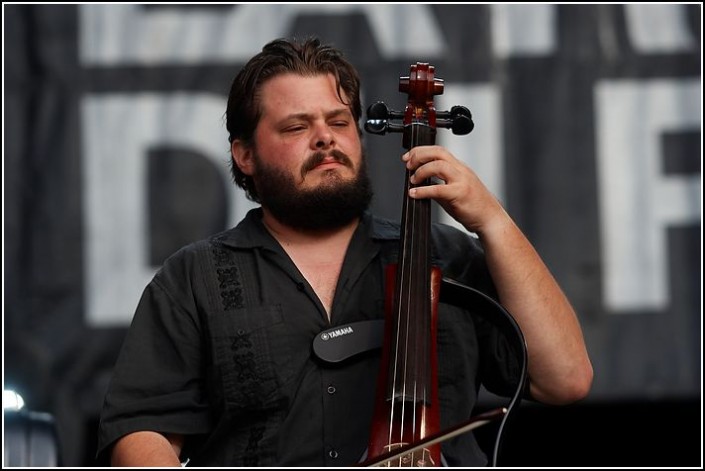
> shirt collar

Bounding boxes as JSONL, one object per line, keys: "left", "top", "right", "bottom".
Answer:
{"left": 212, "top": 207, "right": 400, "bottom": 250}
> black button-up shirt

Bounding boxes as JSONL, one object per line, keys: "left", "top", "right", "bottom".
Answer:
{"left": 97, "top": 208, "right": 521, "bottom": 466}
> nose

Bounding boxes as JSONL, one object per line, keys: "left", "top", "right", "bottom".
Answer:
{"left": 312, "top": 123, "right": 334, "bottom": 150}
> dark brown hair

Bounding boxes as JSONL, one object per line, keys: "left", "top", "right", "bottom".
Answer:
{"left": 226, "top": 37, "right": 362, "bottom": 202}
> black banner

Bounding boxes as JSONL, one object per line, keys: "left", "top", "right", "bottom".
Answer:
{"left": 4, "top": 4, "right": 701, "bottom": 466}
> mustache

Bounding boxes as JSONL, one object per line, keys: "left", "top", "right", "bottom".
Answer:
{"left": 300, "top": 149, "right": 354, "bottom": 178}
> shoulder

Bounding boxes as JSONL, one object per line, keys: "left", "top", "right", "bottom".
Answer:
{"left": 365, "top": 213, "right": 488, "bottom": 281}
{"left": 431, "top": 222, "right": 484, "bottom": 255}
{"left": 430, "top": 222, "right": 489, "bottom": 283}
{"left": 364, "top": 212, "right": 485, "bottom": 259}
{"left": 158, "top": 208, "right": 264, "bottom": 273}
{"left": 159, "top": 231, "right": 229, "bottom": 269}
{"left": 153, "top": 222, "right": 256, "bottom": 293}
{"left": 367, "top": 212, "right": 480, "bottom": 250}
{"left": 367, "top": 213, "right": 401, "bottom": 240}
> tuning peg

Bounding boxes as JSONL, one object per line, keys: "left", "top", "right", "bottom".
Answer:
{"left": 436, "top": 106, "right": 474, "bottom": 135}
{"left": 365, "top": 119, "right": 388, "bottom": 135}
{"left": 450, "top": 106, "right": 473, "bottom": 135}
{"left": 365, "top": 102, "right": 405, "bottom": 134}
{"left": 365, "top": 102, "right": 390, "bottom": 134}
{"left": 367, "top": 102, "right": 389, "bottom": 120}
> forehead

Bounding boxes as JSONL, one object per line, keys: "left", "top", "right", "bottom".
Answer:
{"left": 258, "top": 73, "right": 350, "bottom": 116}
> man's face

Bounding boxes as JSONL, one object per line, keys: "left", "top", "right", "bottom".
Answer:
{"left": 252, "top": 73, "right": 363, "bottom": 191}
{"left": 244, "top": 73, "right": 371, "bottom": 230}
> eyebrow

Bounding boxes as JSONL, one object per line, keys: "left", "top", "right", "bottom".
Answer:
{"left": 282, "top": 108, "right": 352, "bottom": 122}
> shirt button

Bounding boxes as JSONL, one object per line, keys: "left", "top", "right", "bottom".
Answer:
{"left": 327, "top": 385, "right": 336, "bottom": 394}
{"left": 329, "top": 449, "right": 339, "bottom": 459}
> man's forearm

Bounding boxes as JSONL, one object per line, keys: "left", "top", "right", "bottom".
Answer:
{"left": 111, "top": 431, "right": 183, "bottom": 467}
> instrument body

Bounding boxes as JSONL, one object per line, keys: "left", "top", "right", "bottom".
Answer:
{"left": 367, "top": 263, "right": 441, "bottom": 466}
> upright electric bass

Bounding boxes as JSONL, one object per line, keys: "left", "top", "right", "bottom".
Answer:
{"left": 362, "top": 63, "right": 526, "bottom": 467}
{"left": 312, "top": 62, "right": 528, "bottom": 467}
{"left": 365, "top": 63, "right": 471, "bottom": 467}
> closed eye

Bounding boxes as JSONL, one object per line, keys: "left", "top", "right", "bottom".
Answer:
{"left": 283, "top": 125, "right": 306, "bottom": 133}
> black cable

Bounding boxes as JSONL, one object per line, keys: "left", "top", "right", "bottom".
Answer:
{"left": 440, "top": 277, "right": 529, "bottom": 467}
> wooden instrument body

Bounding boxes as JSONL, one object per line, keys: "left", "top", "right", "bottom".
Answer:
{"left": 366, "top": 63, "right": 445, "bottom": 467}
{"left": 367, "top": 264, "right": 442, "bottom": 466}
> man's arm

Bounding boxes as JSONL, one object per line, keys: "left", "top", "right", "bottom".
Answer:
{"left": 474, "top": 210, "right": 593, "bottom": 404}
{"left": 404, "top": 145, "right": 593, "bottom": 405}
{"left": 111, "top": 431, "right": 184, "bottom": 467}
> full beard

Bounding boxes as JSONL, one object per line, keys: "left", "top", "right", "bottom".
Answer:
{"left": 253, "top": 149, "right": 373, "bottom": 232}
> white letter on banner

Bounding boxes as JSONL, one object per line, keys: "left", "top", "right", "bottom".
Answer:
{"left": 595, "top": 79, "right": 700, "bottom": 312}
{"left": 81, "top": 93, "right": 256, "bottom": 327}
{"left": 625, "top": 4, "right": 695, "bottom": 53}
{"left": 79, "top": 4, "right": 445, "bottom": 64}
{"left": 436, "top": 84, "right": 505, "bottom": 235}
{"left": 491, "top": 4, "right": 556, "bottom": 58}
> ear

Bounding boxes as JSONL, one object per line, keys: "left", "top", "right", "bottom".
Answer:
{"left": 231, "top": 140, "right": 255, "bottom": 176}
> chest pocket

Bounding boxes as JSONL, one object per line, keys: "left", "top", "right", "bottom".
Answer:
{"left": 210, "top": 305, "right": 293, "bottom": 412}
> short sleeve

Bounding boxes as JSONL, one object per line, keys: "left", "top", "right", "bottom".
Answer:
{"left": 96, "top": 256, "right": 212, "bottom": 461}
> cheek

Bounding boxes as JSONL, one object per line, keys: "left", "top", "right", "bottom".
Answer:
{"left": 254, "top": 126, "right": 304, "bottom": 160}
{"left": 345, "top": 138, "right": 363, "bottom": 162}
{"left": 258, "top": 140, "right": 306, "bottom": 170}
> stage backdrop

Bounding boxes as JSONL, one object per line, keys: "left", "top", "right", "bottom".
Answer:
{"left": 4, "top": 4, "right": 701, "bottom": 466}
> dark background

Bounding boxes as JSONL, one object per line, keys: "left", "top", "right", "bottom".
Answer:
{"left": 4, "top": 4, "right": 702, "bottom": 467}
